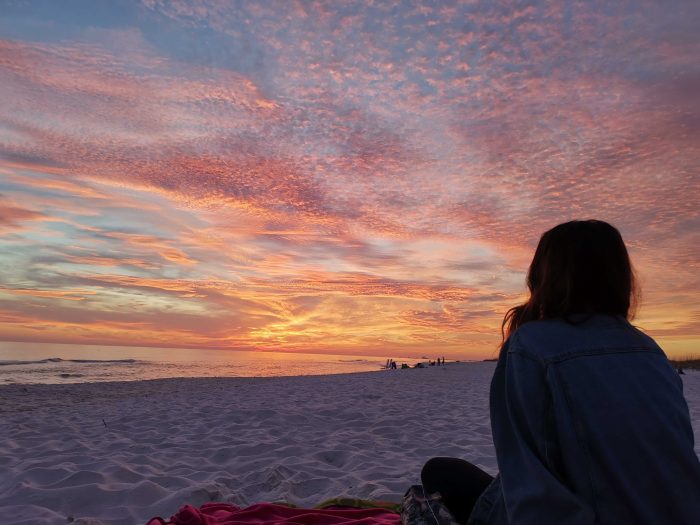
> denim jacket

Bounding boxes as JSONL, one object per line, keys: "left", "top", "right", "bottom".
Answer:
{"left": 468, "top": 315, "right": 700, "bottom": 524}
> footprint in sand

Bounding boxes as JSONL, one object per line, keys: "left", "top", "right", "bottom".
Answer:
{"left": 312, "top": 449, "right": 350, "bottom": 468}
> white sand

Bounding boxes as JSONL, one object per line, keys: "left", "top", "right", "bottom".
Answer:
{"left": 1, "top": 362, "right": 698, "bottom": 525}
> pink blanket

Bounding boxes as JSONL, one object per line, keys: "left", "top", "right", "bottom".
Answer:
{"left": 147, "top": 502, "right": 401, "bottom": 525}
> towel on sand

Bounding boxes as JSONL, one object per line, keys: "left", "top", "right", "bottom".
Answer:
{"left": 146, "top": 501, "right": 401, "bottom": 525}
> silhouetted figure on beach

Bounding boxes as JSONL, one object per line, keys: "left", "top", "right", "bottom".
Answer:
{"left": 420, "top": 220, "right": 700, "bottom": 524}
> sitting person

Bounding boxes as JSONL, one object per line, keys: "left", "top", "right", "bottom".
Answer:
{"left": 421, "top": 220, "right": 700, "bottom": 524}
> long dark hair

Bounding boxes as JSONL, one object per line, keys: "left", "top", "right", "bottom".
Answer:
{"left": 502, "top": 220, "right": 639, "bottom": 342}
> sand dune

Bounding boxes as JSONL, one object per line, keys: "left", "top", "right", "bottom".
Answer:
{"left": 1, "top": 362, "right": 698, "bottom": 525}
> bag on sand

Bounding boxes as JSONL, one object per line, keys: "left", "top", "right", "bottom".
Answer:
{"left": 400, "top": 485, "right": 459, "bottom": 525}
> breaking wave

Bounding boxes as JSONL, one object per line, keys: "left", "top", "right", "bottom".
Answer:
{"left": 0, "top": 358, "right": 141, "bottom": 367}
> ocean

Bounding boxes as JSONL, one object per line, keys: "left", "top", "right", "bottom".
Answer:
{"left": 0, "top": 342, "right": 415, "bottom": 384}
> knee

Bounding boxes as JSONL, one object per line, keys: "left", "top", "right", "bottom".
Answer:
{"left": 421, "top": 456, "right": 458, "bottom": 484}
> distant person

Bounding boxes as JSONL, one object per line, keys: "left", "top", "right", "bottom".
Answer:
{"left": 391, "top": 360, "right": 397, "bottom": 369}
{"left": 420, "top": 220, "right": 700, "bottom": 524}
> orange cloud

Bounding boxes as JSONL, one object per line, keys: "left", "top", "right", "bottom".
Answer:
{"left": 1, "top": 288, "right": 97, "bottom": 301}
{"left": 0, "top": 196, "right": 46, "bottom": 231}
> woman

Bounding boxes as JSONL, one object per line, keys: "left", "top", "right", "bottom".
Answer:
{"left": 421, "top": 220, "right": 700, "bottom": 524}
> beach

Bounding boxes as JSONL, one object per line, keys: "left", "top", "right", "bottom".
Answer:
{"left": 2, "top": 362, "right": 698, "bottom": 525}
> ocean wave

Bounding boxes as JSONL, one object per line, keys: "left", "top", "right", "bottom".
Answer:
{"left": 0, "top": 358, "right": 141, "bottom": 367}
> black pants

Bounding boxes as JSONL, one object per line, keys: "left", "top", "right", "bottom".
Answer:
{"left": 421, "top": 457, "right": 494, "bottom": 524}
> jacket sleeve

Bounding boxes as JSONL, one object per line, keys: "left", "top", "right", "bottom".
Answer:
{"left": 490, "top": 335, "right": 595, "bottom": 524}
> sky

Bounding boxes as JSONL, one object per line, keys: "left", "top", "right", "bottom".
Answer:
{"left": 0, "top": 0, "right": 698, "bottom": 359}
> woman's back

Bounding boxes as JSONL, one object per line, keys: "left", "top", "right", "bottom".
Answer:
{"left": 480, "top": 315, "right": 700, "bottom": 524}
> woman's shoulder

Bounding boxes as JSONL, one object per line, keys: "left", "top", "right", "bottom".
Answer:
{"left": 510, "top": 315, "right": 661, "bottom": 361}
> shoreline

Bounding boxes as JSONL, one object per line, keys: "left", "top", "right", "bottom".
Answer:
{"left": 0, "top": 362, "right": 475, "bottom": 416}
{"left": 0, "top": 357, "right": 473, "bottom": 387}
{"left": 0, "top": 349, "right": 472, "bottom": 386}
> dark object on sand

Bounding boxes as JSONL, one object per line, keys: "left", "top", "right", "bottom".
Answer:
{"left": 401, "top": 485, "right": 458, "bottom": 525}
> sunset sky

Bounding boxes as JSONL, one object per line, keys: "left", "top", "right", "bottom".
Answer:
{"left": 0, "top": 0, "right": 698, "bottom": 359}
